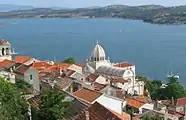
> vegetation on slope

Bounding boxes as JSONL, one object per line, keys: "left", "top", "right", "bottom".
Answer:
{"left": 1, "top": 5, "right": 186, "bottom": 24}
{"left": 137, "top": 76, "right": 186, "bottom": 100}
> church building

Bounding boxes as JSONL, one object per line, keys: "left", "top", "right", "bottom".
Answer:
{"left": 83, "top": 41, "right": 144, "bottom": 95}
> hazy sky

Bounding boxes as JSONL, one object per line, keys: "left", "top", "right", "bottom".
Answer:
{"left": 1, "top": 0, "right": 186, "bottom": 8}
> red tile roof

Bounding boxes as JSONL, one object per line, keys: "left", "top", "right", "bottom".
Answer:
{"left": 57, "top": 62, "right": 72, "bottom": 69}
{"left": 0, "top": 40, "right": 9, "bottom": 45}
{"left": 14, "top": 64, "right": 31, "bottom": 75}
{"left": 32, "top": 61, "right": 52, "bottom": 71}
{"left": 42, "top": 65, "right": 59, "bottom": 72}
{"left": 132, "top": 96, "right": 150, "bottom": 103}
{"left": 168, "top": 110, "right": 184, "bottom": 117}
{"left": 77, "top": 102, "right": 124, "bottom": 120}
{"left": 42, "top": 63, "right": 72, "bottom": 73}
{"left": 93, "top": 82, "right": 106, "bottom": 91}
{"left": 0, "top": 59, "right": 14, "bottom": 68}
{"left": 115, "top": 62, "right": 134, "bottom": 68}
{"left": 73, "top": 88, "right": 103, "bottom": 103}
{"left": 75, "top": 64, "right": 85, "bottom": 67}
{"left": 111, "top": 78, "right": 129, "bottom": 83}
{"left": 110, "top": 110, "right": 131, "bottom": 120}
{"left": 176, "top": 97, "right": 186, "bottom": 106}
{"left": 28, "top": 95, "right": 41, "bottom": 109}
{"left": 126, "top": 98, "right": 145, "bottom": 109}
{"left": 66, "top": 69, "right": 76, "bottom": 77}
{"left": 87, "top": 74, "right": 99, "bottom": 82}
{"left": 13, "top": 56, "right": 30, "bottom": 63}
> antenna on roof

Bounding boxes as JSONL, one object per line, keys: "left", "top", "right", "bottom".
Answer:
{"left": 54, "top": 56, "right": 56, "bottom": 62}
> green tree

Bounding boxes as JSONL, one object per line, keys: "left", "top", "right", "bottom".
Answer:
{"left": 141, "top": 114, "right": 164, "bottom": 120}
{"left": 0, "top": 78, "right": 29, "bottom": 120}
{"left": 37, "top": 87, "right": 70, "bottom": 120}
{"left": 63, "top": 57, "right": 75, "bottom": 64}
{"left": 164, "top": 82, "right": 186, "bottom": 99}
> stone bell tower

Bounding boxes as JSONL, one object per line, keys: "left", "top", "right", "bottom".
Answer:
{"left": 0, "top": 39, "right": 12, "bottom": 62}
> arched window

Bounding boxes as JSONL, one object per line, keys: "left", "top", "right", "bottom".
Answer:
{"left": 2, "top": 48, "right": 5, "bottom": 55}
{"left": 97, "top": 57, "right": 99, "bottom": 61}
{"left": 5, "top": 48, "right": 9, "bottom": 55}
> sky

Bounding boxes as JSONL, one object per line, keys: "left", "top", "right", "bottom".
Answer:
{"left": 1, "top": 0, "right": 186, "bottom": 8}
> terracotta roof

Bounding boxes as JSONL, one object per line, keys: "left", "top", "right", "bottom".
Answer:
{"left": 75, "top": 64, "right": 85, "bottom": 67}
{"left": 87, "top": 74, "right": 99, "bottom": 82}
{"left": 110, "top": 110, "right": 131, "bottom": 120}
{"left": 73, "top": 88, "right": 103, "bottom": 103}
{"left": 66, "top": 69, "right": 76, "bottom": 77}
{"left": 42, "top": 65, "right": 59, "bottom": 72}
{"left": 14, "top": 64, "right": 31, "bottom": 75}
{"left": 93, "top": 82, "right": 106, "bottom": 91}
{"left": 13, "top": 56, "right": 30, "bottom": 63}
{"left": 126, "top": 98, "right": 145, "bottom": 109}
{"left": 176, "top": 97, "right": 186, "bottom": 106}
{"left": 111, "top": 78, "right": 129, "bottom": 83}
{"left": 0, "top": 59, "right": 15, "bottom": 68}
{"left": 168, "top": 110, "right": 184, "bottom": 117}
{"left": 77, "top": 102, "right": 123, "bottom": 120}
{"left": 33, "top": 62, "right": 52, "bottom": 68}
{"left": 32, "top": 61, "right": 52, "bottom": 71}
{"left": 115, "top": 62, "right": 134, "bottom": 68}
{"left": 57, "top": 62, "right": 72, "bottom": 69}
{"left": 42, "top": 63, "right": 72, "bottom": 73}
{"left": 132, "top": 96, "right": 150, "bottom": 103}
{"left": 28, "top": 95, "right": 41, "bottom": 109}
{"left": 0, "top": 40, "right": 9, "bottom": 45}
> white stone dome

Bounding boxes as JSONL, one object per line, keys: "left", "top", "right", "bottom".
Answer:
{"left": 90, "top": 41, "right": 106, "bottom": 61}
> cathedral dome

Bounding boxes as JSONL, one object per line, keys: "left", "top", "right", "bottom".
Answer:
{"left": 90, "top": 41, "right": 106, "bottom": 61}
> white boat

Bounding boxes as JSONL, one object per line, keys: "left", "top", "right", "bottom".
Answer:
{"left": 167, "top": 73, "right": 180, "bottom": 79}
{"left": 167, "top": 62, "right": 179, "bottom": 79}
{"left": 11, "top": 48, "right": 18, "bottom": 55}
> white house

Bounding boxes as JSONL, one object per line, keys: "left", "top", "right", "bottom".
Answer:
{"left": 95, "top": 94, "right": 126, "bottom": 115}
{"left": 0, "top": 70, "right": 16, "bottom": 83}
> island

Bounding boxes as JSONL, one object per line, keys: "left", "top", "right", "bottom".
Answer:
{"left": 1, "top": 5, "right": 186, "bottom": 25}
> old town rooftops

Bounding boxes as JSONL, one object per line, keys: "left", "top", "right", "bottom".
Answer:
{"left": 126, "top": 98, "right": 145, "bottom": 109}
{"left": 86, "top": 73, "right": 99, "bottom": 82}
{"left": 0, "top": 59, "right": 15, "bottom": 68}
{"left": 73, "top": 87, "right": 103, "bottom": 103}
{"left": 13, "top": 56, "right": 31, "bottom": 63}
{"left": 0, "top": 40, "right": 10, "bottom": 45}
{"left": 114, "top": 62, "right": 134, "bottom": 68}
{"left": 76, "top": 102, "right": 129, "bottom": 120}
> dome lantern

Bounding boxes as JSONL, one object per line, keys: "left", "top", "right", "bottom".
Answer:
{"left": 90, "top": 41, "right": 106, "bottom": 62}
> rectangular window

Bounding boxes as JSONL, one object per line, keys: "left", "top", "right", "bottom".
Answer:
{"left": 30, "top": 74, "right": 33, "bottom": 80}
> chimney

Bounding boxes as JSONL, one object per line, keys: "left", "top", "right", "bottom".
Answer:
{"left": 85, "top": 110, "right": 89, "bottom": 120}
{"left": 171, "top": 97, "right": 175, "bottom": 106}
{"left": 184, "top": 106, "right": 186, "bottom": 116}
{"left": 121, "top": 101, "right": 124, "bottom": 115}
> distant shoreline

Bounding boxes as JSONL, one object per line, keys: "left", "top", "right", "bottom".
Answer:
{"left": 0, "top": 17, "right": 185, "bottom": 25}
{"left": 1, "top": 4, "right": 186, "bottom": 25}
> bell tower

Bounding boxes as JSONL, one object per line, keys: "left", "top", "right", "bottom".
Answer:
{"left": 0, "top": 39, "right": 12, "bottom": 61}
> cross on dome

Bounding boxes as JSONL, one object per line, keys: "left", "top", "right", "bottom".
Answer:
{"left": 97, "top": 40, "right": 99, "bottom": 44}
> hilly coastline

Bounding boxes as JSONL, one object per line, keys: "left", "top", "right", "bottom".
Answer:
{"left": 1, "top": 4, "right": 186, "bottom": 24}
